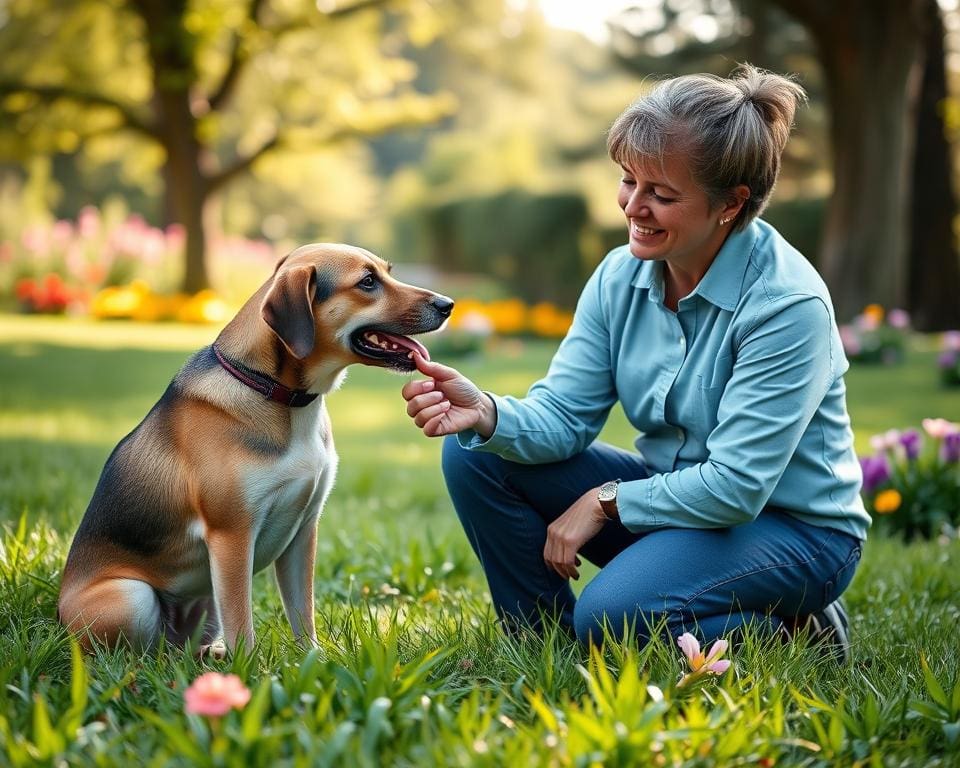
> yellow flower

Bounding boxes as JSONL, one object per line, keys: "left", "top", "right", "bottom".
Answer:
{"left": 485, "top": 299, "right": 527, "bottom": 335}
{"left": 873, "top": 489, "right": 902, "bottom": 514}
{"left": 90, "top": 282, "right": 151, "bottom": 319}
{"left": 863, "top": 303, "right": 885, "bottom": 324}
{"left": 176, "top": 290, "right": 232, "bottom": 324}
{"left": 528, "top": 302, "right": 573, "bottom": 338}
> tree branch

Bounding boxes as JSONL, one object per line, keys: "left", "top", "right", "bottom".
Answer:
{"left": 0, "top": 81, "right": 156, "bottom": 138}
{"left": 318, "top": 0, "right": 392, "bottom": 20}
{"left": 207, "top": 0, "right": 265, "bottom": 112}
{"left": 207, "top": 134, "right": 281, "bottom": 192}
{"left": 206, "top": 0, "right": 391, "bottom": 113}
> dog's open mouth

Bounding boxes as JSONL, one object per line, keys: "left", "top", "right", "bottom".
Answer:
{"left": 350, "top": 329, "right": 430, "bottom": 371}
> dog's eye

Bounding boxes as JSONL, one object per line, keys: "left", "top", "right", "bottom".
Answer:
{"left": 356, "top": 274, "right": 378, "bottom": 291}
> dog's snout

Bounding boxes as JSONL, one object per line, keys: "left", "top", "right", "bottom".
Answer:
{"left": 431, "top": 295, "right": 455, "bottom": 318}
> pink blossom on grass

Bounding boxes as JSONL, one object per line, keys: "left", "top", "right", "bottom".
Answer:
{"left": 183, "top": 672, "right": 251, "bottom": 717}
{"left": 677, "top": 632, "right": 731, "bottom": 685}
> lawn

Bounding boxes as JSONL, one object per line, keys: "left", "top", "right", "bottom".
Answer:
{"left": 1, "top": 314, "right": 958, "bottom": 766}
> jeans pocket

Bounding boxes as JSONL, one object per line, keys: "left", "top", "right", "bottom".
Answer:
{"left": 823, "top": 541, "right": 863, "bottom": 605}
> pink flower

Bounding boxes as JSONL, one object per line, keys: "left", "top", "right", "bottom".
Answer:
{"left": 677, "top": 633, "right": 731, "bottom": 677}
{"left": 922, "top": 418, "right": 959, "bottom": 440}
{"left": 839, "top": 325, "right": 861, "bottom": 356}
{"left": 943, "top": 331, "right": 960, "bottom": 352}
{"left": 869, "top": 429, "right": 901, "bottom": 453}
{"left": 183, "top": 672, "right": 251, "bottom": 717}
{"left": 887, "top": 308, "right": 910, "bottom": 329}
{"left": 78, "top": 206, "right": 101, "bottom": 239}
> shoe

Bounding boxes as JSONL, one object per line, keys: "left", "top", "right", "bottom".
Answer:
{"left": 784, "top": 600, "right": 851, "bottom": 664}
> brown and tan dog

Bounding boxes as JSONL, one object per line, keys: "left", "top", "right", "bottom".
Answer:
{"left": 58, "top": 243, "right": 453, "bottom": 654}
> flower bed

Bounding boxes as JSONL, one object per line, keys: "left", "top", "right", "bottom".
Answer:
{"left": 839, "top": 304, "right": 910, "bottom": 365}
{"left": 1, "top": 206, "right": 277, "bottom": 324}
{"left": 859, "top": 418, "right": 960, "bottom": 540}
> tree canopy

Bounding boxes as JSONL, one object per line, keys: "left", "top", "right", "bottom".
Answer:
{"left": 0, "top": 0, "right": 522, "bottom": 290}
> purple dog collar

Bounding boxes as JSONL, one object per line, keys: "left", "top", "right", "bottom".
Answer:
{"left": 212, "top": 344, "right": 319, "bottom": 407}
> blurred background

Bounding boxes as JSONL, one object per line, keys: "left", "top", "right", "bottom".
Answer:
{"left": 0, "top": 0, "right": 959, "bottom": 335}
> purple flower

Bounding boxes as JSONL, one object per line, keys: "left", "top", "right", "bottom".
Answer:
{"left": 939, "top": 350, "right": 959, "bottom": 369}
{"left": 944, "top": 433, "right": 960, "bottom": 464}
{"left": 859, "top": 455, "right": 891, "bottom": 493}
{"left": 899, "top": 429, "right": 921, "bottom": 460}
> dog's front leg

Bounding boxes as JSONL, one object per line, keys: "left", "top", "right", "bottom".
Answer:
{"left": 275, "top": 516, "right": 318, "bottom": 646}
{"left": 206, "top": 529, "right": 256, "bottom": 652}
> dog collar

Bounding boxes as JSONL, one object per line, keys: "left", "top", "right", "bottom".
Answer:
{"left": 212, "top": 344, "right": 319, "bottom": 407}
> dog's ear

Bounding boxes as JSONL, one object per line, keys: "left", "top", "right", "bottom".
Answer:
{"left": 261, "top": 265, "right": 317, "bottom": 359}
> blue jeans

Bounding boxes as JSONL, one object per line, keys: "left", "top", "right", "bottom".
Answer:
{"left": 442, "top": 437, "right": 862, "bottom": 644}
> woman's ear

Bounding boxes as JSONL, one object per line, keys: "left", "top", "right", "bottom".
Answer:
{"left": 721, "top": 184, "right": 750, "bottom": 219}
{"left": 721, "top": 184, "right": 751, "bottom": 222}
{"left": 261, "top": 265, "right": 317, "bottom": 359}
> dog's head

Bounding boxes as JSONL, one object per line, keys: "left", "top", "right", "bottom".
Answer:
{"left": 261, "top": 243, "right": 453, "bottom": 372}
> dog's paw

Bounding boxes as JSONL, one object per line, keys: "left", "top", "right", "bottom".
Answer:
{"left": 197, "top": 640, "right": 227, "bottom": 660}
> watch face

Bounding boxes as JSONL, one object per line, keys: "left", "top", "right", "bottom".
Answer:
{"left": 598, "top": 481, "right": 618, "bottom": 501}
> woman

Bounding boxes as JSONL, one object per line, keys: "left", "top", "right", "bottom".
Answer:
{"left": 402, "top": 65, "right": 868, "bottom": 660}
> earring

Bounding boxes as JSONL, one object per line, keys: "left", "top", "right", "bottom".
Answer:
{"left": 720, "top": 216, "right": 732, "bottom": 225}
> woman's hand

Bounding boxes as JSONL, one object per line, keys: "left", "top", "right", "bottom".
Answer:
{"left": 401, "top": 353, "right": 497, "bottom": 438}
{"left": 543, "top": 488, "right": 607, "bottom": 580}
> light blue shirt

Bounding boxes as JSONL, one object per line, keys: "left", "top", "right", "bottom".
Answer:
{"left": 460, "top": 219, "right": 870, "bottom": 541}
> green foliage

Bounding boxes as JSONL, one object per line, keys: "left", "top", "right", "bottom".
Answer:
{"left": 396, "top": 189, "right": 592, "bottom": 306}
{"left": 761, "top": 197, "right": 825, "bottom": 269}
{"left": 1, "top": 316, "right": 959, "bottom": 764}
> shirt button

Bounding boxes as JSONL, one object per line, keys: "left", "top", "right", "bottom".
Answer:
{"left": 679, "top": 336, "right": 685, "bottom": 347}
{"left": 677, "top": 428, "right": 684, "bottom": 440}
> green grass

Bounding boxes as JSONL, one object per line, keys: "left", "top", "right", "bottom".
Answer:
{"left": 1, "top": 314, "right": 959, "bottom": 766}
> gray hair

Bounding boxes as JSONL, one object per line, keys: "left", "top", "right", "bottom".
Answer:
{"left": 607, "top": 64, "right": 807, "bottom": 229}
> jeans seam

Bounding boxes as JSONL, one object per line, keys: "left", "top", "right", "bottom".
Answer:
{"left": 679, "top": 530, "right": 835, "bottom": 612}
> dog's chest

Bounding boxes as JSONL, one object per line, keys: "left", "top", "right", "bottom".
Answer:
{"left": 244, "top": 406, "right": 337, "bottom": 572}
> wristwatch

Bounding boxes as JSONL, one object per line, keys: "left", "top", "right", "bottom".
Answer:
{"left": 597, "top": 479, "right": 621, "bottom": 521}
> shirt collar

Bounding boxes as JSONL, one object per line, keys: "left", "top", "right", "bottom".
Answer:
{"left": 630, "top": 220, "right": 759, "bottom": 311}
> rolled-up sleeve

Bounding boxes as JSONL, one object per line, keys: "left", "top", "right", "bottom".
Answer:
{"left": 618, "top": 296, "right": 836, "bottom": 531}
{"left": 457, "top": 263, "right": 619, "bottom": 463}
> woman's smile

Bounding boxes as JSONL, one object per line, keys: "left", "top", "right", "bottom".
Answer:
{"left": 629, "top": 220, "right": 668, "bottom": 249}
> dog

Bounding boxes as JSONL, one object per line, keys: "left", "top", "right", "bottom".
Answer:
{"left": 58, "top": 243, "right": 453, "bottom": 654}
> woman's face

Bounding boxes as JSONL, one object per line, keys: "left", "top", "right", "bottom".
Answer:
{"left": 617, "top": 153, "right": 732, "bottom": 274}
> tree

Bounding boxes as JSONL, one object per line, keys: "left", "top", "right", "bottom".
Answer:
{"left": 771, "top": 0, "right": 959, "bottom": 328}
{"left": 908, "top": 0, "right": 960, "bottom": 331}
{"left": 0, "top": 0, "right": 472, "bottom": 291}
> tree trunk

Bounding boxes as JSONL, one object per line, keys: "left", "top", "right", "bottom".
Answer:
{"left": 908, "top": 0, "right": 960, "bottom": 331}
{"left": 159, "top": 93, "right": 210, "bottom": 293}
{"left": 130, "top": 0, "right": 211, "bottom": 293}
{"left": 806, "top": 0, "right": 926, "bottom": 322}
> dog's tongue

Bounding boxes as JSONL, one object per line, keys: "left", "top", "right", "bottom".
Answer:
{"left": 376, "top": 331, "right": 430, "bottom": 361}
